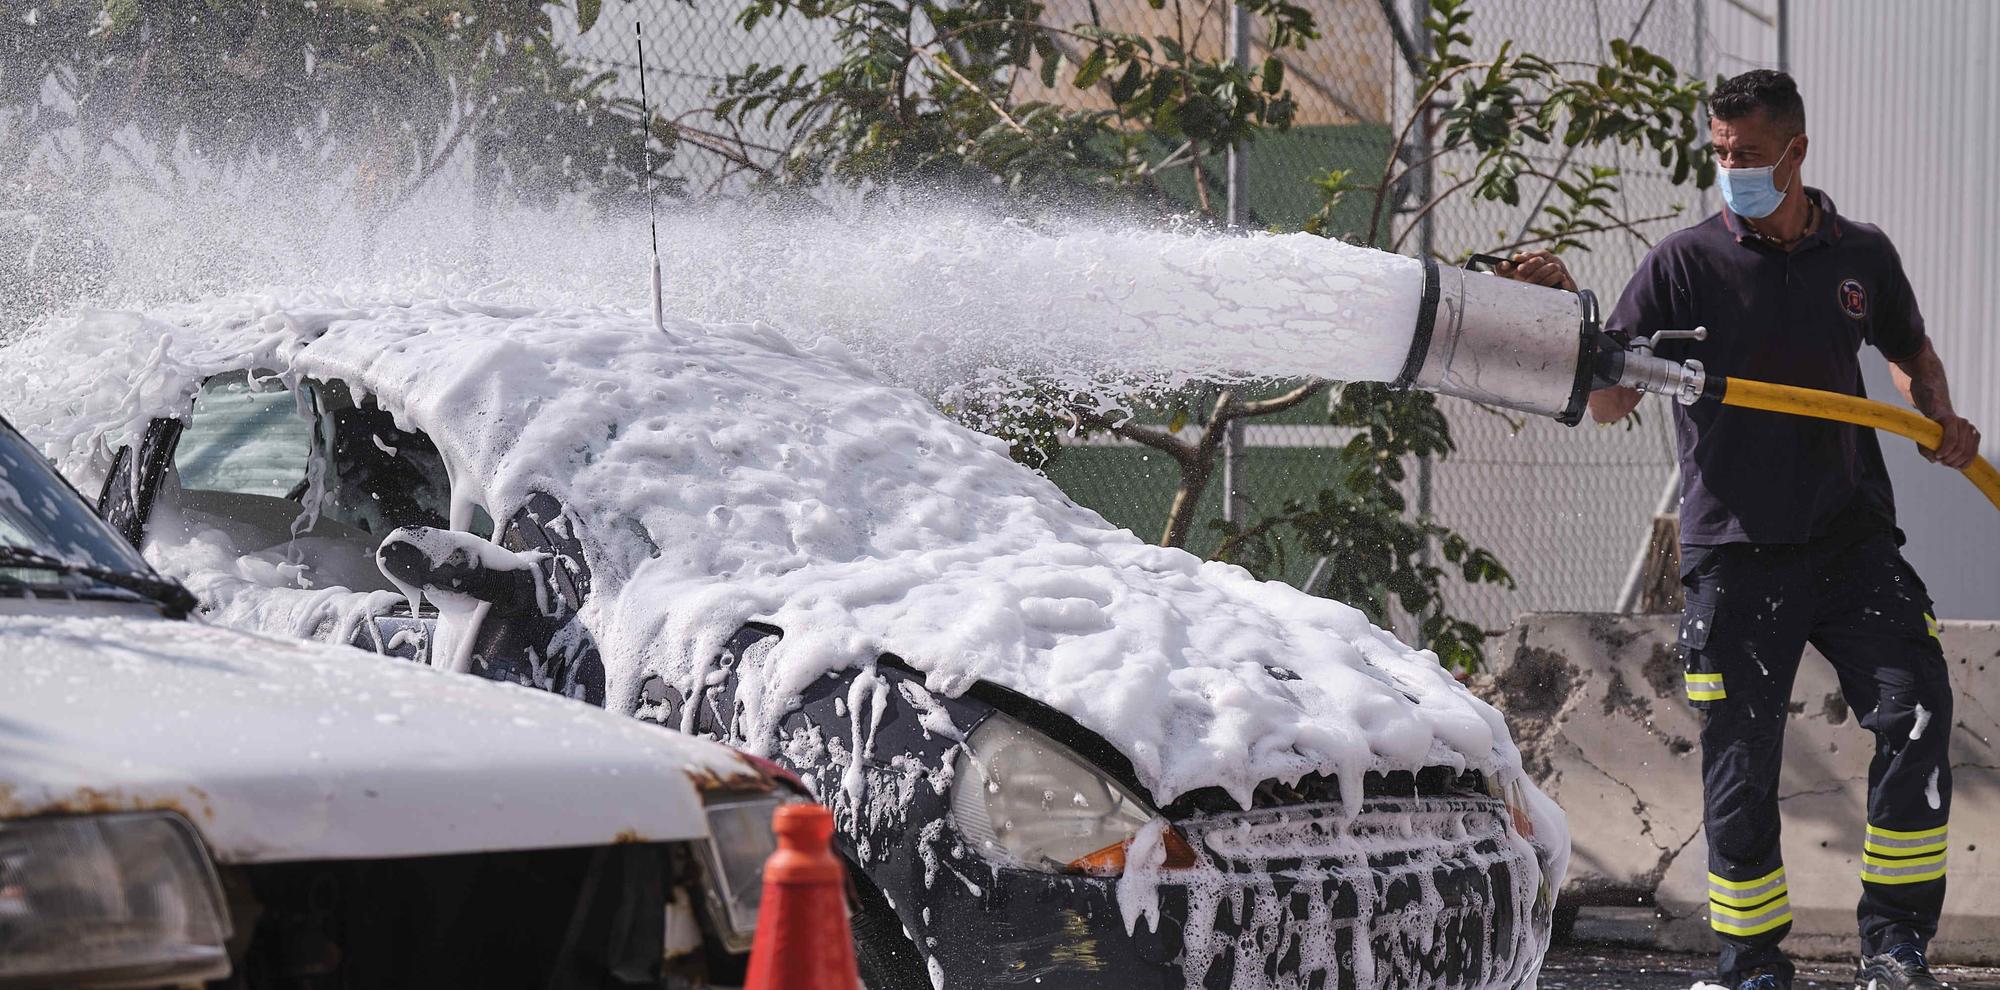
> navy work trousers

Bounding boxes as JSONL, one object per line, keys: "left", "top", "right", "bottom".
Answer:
{"left": 1678, "top": 528, "right": 1951, "bottom": 982}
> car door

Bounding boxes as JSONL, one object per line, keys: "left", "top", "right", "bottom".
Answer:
{"left": 97, "top": 417, "right": 180, "bottom": 548}
{"left": 485, "top": 490, "right": 606, "bottom": 705}
{"left": 106, "top": 371, "right": 608, "bottom": 699}
{"left": 108, "top": 371, "right": 440, "bottom": 656}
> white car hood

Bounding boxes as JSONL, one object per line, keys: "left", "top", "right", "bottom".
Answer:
{"left": 0, "top": 606, "right": 761, "bottom": 863}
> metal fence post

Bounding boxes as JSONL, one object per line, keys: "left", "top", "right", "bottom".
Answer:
{"left": 1410, "top": 0, "right": 1437, "bottom": 646}
{"left": 1221, "top": 1, "right": 1252, "bottom": 527}
{"left": 1776, "top": 0, "right": 1790, "bottom": 72}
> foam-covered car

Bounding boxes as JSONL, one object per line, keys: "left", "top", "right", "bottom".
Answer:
{"left": 0, "top": 412, "right": 795, "bottom": 988}
{"left": 2, "top": 296, "right": 1568, "bottom": 990}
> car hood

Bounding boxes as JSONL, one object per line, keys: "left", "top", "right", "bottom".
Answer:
{"left": 0, "top": 606, "right": 762, "bottom": 863}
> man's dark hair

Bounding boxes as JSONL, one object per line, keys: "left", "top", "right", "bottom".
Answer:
{"left": 1710, "top": 69, "right": 1806, "bottom": 135}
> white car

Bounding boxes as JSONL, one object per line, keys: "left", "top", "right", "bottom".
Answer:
{"left": 0, "top": 414, "right": 795, "bottom": 988}
{"left": 3, "top": 294, "right": 1568, "bottom": 990}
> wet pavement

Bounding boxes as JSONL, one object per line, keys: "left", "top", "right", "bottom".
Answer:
{"left": 1535, "top": 907, "right": 2000, "bottom": 988}
{"left": 1540, "top": 941, "right": 2000, "bottom": 989}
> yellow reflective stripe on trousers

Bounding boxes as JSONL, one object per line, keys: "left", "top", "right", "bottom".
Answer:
{"left": 1686, "top": 671, "right": 1726, "bottom": 702}
{"left": 1865, "top": 823, "right": 1949, "bottom": 857}
{"left": 1708, "top": 895, "right": 1792, "bottom": 937}
{"left": 1709, "top": 882, "right": 1788, "bottom": 909}
{"left": 1707, "top": 866, "right": 1785, "bottom": 905}
{"left": 1862, "top": 850, "right": 1948, "bottom": 885}
{"left": 1925, "top": 613, "right": 1941, "bottom": 640}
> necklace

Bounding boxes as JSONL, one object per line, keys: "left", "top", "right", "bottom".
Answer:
{"left": 1772, "top": 201, "right": 1819, "bottom": 249}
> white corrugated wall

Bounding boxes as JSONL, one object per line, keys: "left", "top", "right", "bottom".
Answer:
{"left": 1708, "top": 0, "right": 2000, "bottom": 617}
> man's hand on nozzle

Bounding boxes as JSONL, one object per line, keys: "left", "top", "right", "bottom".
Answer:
{"left": 1925, "top": 415, "right": 1982, "bottom": 470}
{"left": 1495, "top": 250, "right": 1577, "bottom": 292}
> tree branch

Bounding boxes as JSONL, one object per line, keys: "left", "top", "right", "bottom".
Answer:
{"left": 1389, "top": 170, "right": 1482, "bottom": 252}
{"left": 1484, "top": 208, "right": 1683, "bottom": 255}
{"left": 1069, "top": 406, "right": 1198, "bottom": 465}
{"left": 1228, "top": 379, "right": 1329, "bottom": 419}
{"left": 1156, "top": 389, "right": 1238, "bottom": 547}
{"left": 938, "top": 20, "right": 1176, "bottom": 71}
{"left": 922, "top": 49, "right": 1028, "bottom": 135}
{"left": 1365, "top": 60, "right": 1495, "bottom": 244}
{"left": 670, "top": 123, "right": 775, "bottom": 175}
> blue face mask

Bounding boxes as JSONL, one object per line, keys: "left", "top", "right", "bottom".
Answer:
{"left": 1718, "top": 137, "right": 1800, "bottom": 219}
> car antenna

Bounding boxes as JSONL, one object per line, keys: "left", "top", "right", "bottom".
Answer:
{"left": 637, "top": 18, "right": 665, "bottom": 333}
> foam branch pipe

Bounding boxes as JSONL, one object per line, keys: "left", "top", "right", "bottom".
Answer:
{"left": 1388, "top": 258, "right": 2000, "bottom": 511}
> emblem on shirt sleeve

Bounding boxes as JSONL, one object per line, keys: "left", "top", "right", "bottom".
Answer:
{"left": 1837, "top": 278, "right": 1868, "bottom": 319}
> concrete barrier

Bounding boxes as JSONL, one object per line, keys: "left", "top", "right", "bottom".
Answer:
{"left": 1477, "top": 613, "right": 2000, "bottom": 963}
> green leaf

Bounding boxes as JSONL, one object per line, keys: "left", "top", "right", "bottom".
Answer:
{"left": 1168, "top": 408, "right": 1189, "bottom": 433}
{"left": 576, "top": 0, "right": 601, "bottom": 32}
{"left": 1110, "top": 61, "right": 1144, "bottom": 104}
{"left": 1073, "top": 48, "right": 1108, "bottom": 89}
{"left": 1040, "top": 51, "right": 1061, "bottom": 88}
{"left": 1261, "top": 55, "right": 1284, "bottom": 94}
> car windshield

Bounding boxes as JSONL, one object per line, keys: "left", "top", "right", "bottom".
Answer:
{"left": 0, "top": 420, "right": 150, "bottom": 575}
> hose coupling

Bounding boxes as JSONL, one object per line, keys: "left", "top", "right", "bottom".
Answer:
{"left": 1619, "top": 352, "right": 1707, "bottom": 405}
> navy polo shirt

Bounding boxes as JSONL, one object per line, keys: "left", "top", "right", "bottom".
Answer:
{"left": 1607, "top": 189, "right": 1927, "bottom": 545}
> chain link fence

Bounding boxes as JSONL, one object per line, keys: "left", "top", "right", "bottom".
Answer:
{"left": 563, "top": 0, "right": 1704, "bottom": 647}
{"left": 559, "top": 5, "right": 839, "bottom": 194}
{"left": 1409, "top": 0, "right": 1700, "bottom": 636}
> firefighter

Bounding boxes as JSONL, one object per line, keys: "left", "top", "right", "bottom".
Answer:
{"left": 1500, "top": 70, "right": 1979, "bottom": 990}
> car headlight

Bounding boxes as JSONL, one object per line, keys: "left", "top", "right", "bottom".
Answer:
{"left": 950, "top": 711, "right": 1195, "bottom": 875}
{"left": 695, "top": 793, "right": 790, "bottom": 953}
{"left": 1481, "top": 772, "right": 1536, "bottom": 841}
{"left": 0, "top": 811, "right": 231, "bottom": 987}
{"left": 1481, "top": 773, "right": 1555, "bottom": 924}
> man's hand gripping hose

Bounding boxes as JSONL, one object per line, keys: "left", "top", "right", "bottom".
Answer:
{"left": 1600, "top": 327, "right": 2000, "bottom": 511}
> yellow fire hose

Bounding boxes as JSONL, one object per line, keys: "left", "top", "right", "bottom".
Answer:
{"left": 1719, "top": 377, "right": 2000, "bottom": 511}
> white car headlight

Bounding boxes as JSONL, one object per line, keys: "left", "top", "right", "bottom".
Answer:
{"left": 950, "top": 711, "right": 1194, "bottom": 875}
{"left": 696, "top": 793, "right": 790, "bottom": 952}
{"left": 0, "top": 811, "right": 231, "bottom": 987}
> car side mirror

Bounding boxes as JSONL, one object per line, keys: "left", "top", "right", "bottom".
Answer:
{"left": 376, "top": 526, "right": 557, "bottom": 617}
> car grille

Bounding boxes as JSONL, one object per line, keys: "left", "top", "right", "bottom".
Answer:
{"left": 220, "top": 844, "right": 681, "bottom": 989}
{"left": 1170, "top": 796, "right": 1544, "bottom": 990}
{"left": 1168, "top": 768, "right": 1489, "bottom": 816}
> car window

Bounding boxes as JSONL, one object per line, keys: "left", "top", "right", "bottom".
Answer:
{"left": 155, "top": 373, "right": 492, "bottom": 605}
{"left": 309, "top": 379, "right": 461, "bottom": 536}
{"left": 0, "top": 421, "right": 148, "bottom": 571}
{"left": 159, "top": 374, "right": 394, "bottom": 594}
{"left": 174, "top": 371, "right": 312, "bottom": 499}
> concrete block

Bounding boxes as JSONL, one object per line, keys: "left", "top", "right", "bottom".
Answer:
{"left": 1477, "top": 613, "right": 2000, "bottom": 963}
{"left": 1475, "top": 614, "right": 1704, "bottom": 905}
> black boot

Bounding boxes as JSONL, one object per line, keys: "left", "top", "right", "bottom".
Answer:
{"left": 1728, "top": 970, "right": 1791, "bottom": 990}
{"left": 1857, "top": 943, "right": 1948, "bottom": 990}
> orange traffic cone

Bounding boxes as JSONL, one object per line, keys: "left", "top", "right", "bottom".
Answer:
{"left": 743, "top": 803, "right": 862, "bottom": 990}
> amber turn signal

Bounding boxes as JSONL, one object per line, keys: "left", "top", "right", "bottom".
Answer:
{"left": 1066, "top": 826, "right": 1199, "bottom": 876}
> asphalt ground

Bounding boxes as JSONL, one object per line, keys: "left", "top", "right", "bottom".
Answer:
{"left": 1540, "top": 941, "right": 2000, "bottom": 989}
{"left": 1539, "top": 908, "right": 2000, "bottom": 989}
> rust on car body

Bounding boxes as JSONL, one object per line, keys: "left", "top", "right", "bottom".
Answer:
{"left": 0, "top": 782, "right": 217, "bottom": 824}
{"left": 681, "top": 758, "right": 774, "bottom": 795}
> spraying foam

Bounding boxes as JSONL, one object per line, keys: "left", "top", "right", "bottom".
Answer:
{"left": 646, "top": 208, "right": 1426, "bottom": 399}
{"left": 6, "top": 187, "right": 1423, "bottom": 411}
